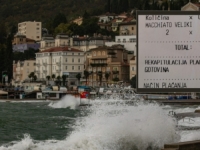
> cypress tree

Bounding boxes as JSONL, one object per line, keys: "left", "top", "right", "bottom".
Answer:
{"left": 111, "top": 0, "right": 119, "bottom": 14}
{"left": 105, "top": 0, "right": 111, "bottom": 12}
{"left": 4, "top": 34, "right": 13, "bottom": 83}
{"left": 53, "top": 13, "right": 67, "bottom": 29}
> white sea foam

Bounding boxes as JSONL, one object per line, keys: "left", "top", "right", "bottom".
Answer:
{"left": 179, "top": 130, "right": 200, "bottom": 142}
{"left": 0, "top": 101, "right": 180, "bottom": 150}
{"left": 48, "top": 95, "right": 80, "bottom": 109}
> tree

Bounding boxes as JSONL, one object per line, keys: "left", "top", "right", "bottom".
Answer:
{"left": 84, "top": 70, "right": 90, "bottom": 85}
{"left": 4, "top": 34, "right": 13, "bottom": 83}
{"left": 56, "top": 75, "right": 61, "bottom": 85}
{"left": 105, "top": 72, "right": 110, "bottom": 87}
{"left": 29, "top": 72, "right": 35, "bottom": 81}
{"left": 33, "top": 75, "right": 37, "bottom": 81}
{"left": 130, "top": 75, "right": 136, "bottom": 88}
{"left": 46, "top": 75, "right": 50, "bottom": 85}
{"left": 119, "top": 0, "right": 129, "bottom": 13}
{"left": 105, "top": 0, "right": 111, "bottom": 12}
{"left": 76, "top": 73, "right": 81, "bottom": 85}
{"left": 52, "top": 74, "right": 56, "bottom": 81}
{"left": 53, "top": 13, "right": 67, "bottom": 29}
{"left": 62, "top": 75, "right": 67, "bottom": 86}
{"left": 111, "top": 0, "right": 119, "bottom": 13}
{"left": 83, "top": 10, "right": 90, "bottom": 20}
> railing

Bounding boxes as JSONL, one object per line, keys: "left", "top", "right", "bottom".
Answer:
{"left": 56, "top": 62, "right": 61, "bottom": 66}
{"left": 43, "top": 62, "right": 47, "bottom": 66}
{"left": 36, "top": 63, "right": 41, "bottom": 67}
{"left": 35, "top": 70, "right": 40, "bottom": 74}
{"left": 90, "top": 62, "right": 107, "bottom": 67}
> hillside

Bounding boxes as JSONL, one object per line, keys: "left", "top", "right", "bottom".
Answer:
{"left": 0, "top": 0, "right": 106, "bottom": 28}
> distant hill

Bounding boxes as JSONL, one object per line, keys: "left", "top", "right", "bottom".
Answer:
{"left": 0, "top": 0, "right": 106, "bottom": 28}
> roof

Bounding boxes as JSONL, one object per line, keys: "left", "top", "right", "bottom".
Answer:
{"left": 37, "top": 46, "right": 83, "bottom": 53}
{"left": 119, "top": 21, "right": 136, "bottom": 26}
{"left": 26, "top": 38, "right": 35, "bottom": 42}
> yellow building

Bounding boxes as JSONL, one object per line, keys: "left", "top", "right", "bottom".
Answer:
{"left": 85, "top": 44, "right": 130, "bottom": 86}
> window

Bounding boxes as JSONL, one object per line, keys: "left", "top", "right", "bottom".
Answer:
{"left": 72, "top": 53, "right": 74, "bottom": 55}
{"left": 37, "top": 36, "right": 40, "bottom": 39}
{"left": 78, "top": 58, "right": 80, "bottom": 63}
{"left": 98, "top": 51, "right": 101, "bottom": 56}
{"left": 132, "top": 27, "right": 134, "bottom": 30}
{"left": 37, "top": 28, "right": 40, "bottom": 30}
{"left": 78, "top": 53, "right": 80, "bottom": 55}
{"left": 132, "top": 67, "right": 134, "bottom": 71}
{"left": 27, "top": 63, "right": 29, "bottom": 66}
{"left": 93, "top": 52, "right": 96, "bottom": 56}
{"left": 65, "top": 58, "right": 67, "bottom": 62}
{"left": 72, "top": 66, "right": 74, "bottom": 70}
{"left": 66, "top": 66, "right": 67, "bottom": 70}
{"left": 72, "top": 58, "right": 74, "bottom": 62}
{"left": 53, "top": 59, "right": 54, "bottom": 62}
{"left": 78, "top": 66, "right": 80, "bottom": 70}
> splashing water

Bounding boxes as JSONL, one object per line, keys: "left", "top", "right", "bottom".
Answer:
{"left": 48, "top": 95, "right": 80, "bottom": 109}
{"left": 0, "top": 100, "right": 180, "bottom": 150}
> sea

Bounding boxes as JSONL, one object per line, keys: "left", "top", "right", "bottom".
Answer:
{"left": 0, "top": 95, "right": 200, "bottom": 150}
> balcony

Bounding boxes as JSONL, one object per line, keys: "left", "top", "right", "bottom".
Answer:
{"left": 112, "top": 70, "right": 119, "bottom": 74}
{"left": 36, "top": 63, "right": 41, "bottom": 67}
{"left": 90, "top": 62, "right": 107, "bottom": 67}
{"left": 43, "top": 62, "right": 47, "bottom": 66}
{"left": 35, "top": 70, "right": 40, "bottom": 74}
{"left": 56, "top": 69, "right": 61, "bottom": 73}
{"left": 56, "top": 62, "right": 61, "bottom": 66}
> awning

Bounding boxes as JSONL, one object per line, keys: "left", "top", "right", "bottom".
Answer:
{"left": 0, "top": 90, "right": 8, "bottom": 95}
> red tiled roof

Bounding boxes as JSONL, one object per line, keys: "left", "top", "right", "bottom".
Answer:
{"left": 130, "top": 56, "right": 136, "bottom": 60}
{"left": 123, "top": 17, "right": 134, "bottom": 23}
{"left": 37, "top": 47, "right": 83, "bottom": 53}
{"left": 194, "top": 3, "right": 200, "bottom": 7}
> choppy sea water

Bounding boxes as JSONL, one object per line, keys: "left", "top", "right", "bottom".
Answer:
{"left": 0, "top": 95, "right": 200, "bottom": 150}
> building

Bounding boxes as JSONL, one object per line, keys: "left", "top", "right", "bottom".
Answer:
{"left": 12, "top": 60, "right": 36, "bottom": 86}
{"left": 118, "top": 21, "right": 136, "bottom": 35}
{"left": 98, "top": 12, "right": 116, "bottom": 23}
{"left": 181, "top": 2, "right": 200, "bottom": 11}
{"left": 129, "top": 56, "right": 136, "bottom": 79}
{"left": 105, "top": 35, "right": 136, "bottom": 55}
{"left": 40, "top": 35, "right": 55, "bottom": 51}
{"left": 70, "top": 35, "right": 112, "bottom": 52}
{"left": 72, "top": 17, "right": 83, "bottom": 25}
{"left": 40, "top": 34, "right": 111, "bottom": 52}
{"left": 12, "top": 33, "right": 40, "bottom": 52}
{"left": 18, "top": 21, "right": 42, "bottom": 41}
{"left": 35, "top": 47, "right": 84, "bottom": 86}
{"left": 85, "top": 44, "right": 130, "bottom": 86}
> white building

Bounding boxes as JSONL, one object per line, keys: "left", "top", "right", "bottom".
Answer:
{"left": 35, "top": 47, "right": 84, "bottom": 86}
{"left": 40, "top": 35, "right": 55, "bottom": 51}
{"left": 18, "top": 21, "right": 42, "bottom": 41}
{"left": 105, "top": 35, "right": 136, "bottom": 55}
{"left": 40, "top": 34, "right": 112, "bottom": 52}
